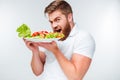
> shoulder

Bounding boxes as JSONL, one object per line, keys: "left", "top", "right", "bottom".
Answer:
{"left": 75, "top": 29, "right": 94, "bottom": 42}
{"left": 73, "top": 29, "right": 95, "bottom": 59}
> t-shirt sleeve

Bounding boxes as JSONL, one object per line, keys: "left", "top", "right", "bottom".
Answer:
{"left": 73, "top": 31, "right": 95, "bottom": 59}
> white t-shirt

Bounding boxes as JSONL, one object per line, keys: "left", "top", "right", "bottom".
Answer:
{"left": 38, "top": 24, "right": 95, "bottom": 80}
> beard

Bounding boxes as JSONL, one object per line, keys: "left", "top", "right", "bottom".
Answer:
{"left": 61, "top": 21, "right": 71, "bottom": 41}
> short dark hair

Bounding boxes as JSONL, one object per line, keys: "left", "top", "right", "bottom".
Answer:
{"left": 44, "top": 0, "right": 73, "bottom": 16}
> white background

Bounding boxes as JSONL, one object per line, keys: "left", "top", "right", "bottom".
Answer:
{"left": 0, "top": 0, "right": 120, "bottom": 80}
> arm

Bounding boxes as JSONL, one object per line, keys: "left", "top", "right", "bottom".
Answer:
{"left": 53, "top": 48, "right": 91, "bottom": 80}
{"left": 23, "top": 39, "right": 46, "bottom": 76}
{"left": 31, "top": 50, "right": 46, "bottom": 76}
{"left": 38, "top": 41, "right": 91, "bottom": 80}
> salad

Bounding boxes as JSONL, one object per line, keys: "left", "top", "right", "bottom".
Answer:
{"left": 16, "top": 24, "right": 64, "bottom": 39}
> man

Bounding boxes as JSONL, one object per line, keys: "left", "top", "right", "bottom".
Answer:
{"left": 24, "top": 0, "right": 95, "bottom": 80}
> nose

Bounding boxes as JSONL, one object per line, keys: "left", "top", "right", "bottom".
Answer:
{"left": 52, "top": 22, "right": 58, "bottom": 29}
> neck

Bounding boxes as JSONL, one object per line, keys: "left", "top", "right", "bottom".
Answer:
{"left": 70, "top": 21, "right": 75, "bottom": 30}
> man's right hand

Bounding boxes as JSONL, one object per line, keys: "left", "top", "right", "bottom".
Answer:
{"left": 23, "top": 38, "right": 39, "bottom": 53}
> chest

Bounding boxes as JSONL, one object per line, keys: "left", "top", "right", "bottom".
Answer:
{"left": 59, "top": 37, "right": 75, "bottom": 60}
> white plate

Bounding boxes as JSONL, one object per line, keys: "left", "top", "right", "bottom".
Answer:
{"left": 25, "top": 38, "right": 60, "bottom": 42}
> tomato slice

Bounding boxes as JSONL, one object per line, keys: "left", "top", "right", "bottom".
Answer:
{"left": 31, "top": 30, "right": 64, "bottom": 39}
{"left": 32, "top": 32, "right": 39, "bottom": 37}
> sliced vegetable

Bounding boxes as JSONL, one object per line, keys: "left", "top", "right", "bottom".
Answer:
{"left": 16, "top": 24, "right": 64, "bottom": 39}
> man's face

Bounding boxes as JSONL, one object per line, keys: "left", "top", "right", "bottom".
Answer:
{"left": 48, "top": 10, "right": 71, "bottom": 40}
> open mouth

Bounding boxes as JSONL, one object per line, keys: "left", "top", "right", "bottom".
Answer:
{"left": 54, "top": 29, "right": 62, "bottom": 33}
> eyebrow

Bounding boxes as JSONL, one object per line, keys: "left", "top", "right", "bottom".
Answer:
{"left": 49, "top": 16, "right": 61, "bottom": 23}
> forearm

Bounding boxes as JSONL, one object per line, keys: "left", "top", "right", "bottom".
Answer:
{"left": 55, "top": 51, "right": 77, "bottom": 80}
{"left": 53, "top": 50, "right": 81, "bottom": 80}
{"left": 31, "top": 51, "right": 44, "bottom": 76}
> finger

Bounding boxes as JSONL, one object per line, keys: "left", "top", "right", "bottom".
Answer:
{"left": 33, "top": 42, "right": 39, "bottom": 46}
{"left": 25, "top": 40, "right": 33, "bottom": 46}
{"left": 23, "top": 38, "right": 26, "bottom": 42}
{"left": 23, "top": 38, "right": 29, "bottom": 43}
{"left": 51, "top": 41, "right": 56, "bottom": 43}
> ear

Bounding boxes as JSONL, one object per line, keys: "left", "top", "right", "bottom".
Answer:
{"left": 67, "top": 13, "right": 73, "bottom": 23}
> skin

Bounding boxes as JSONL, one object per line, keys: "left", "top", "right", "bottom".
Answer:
{"left": 24, "top": 10, "right": 92, "bottom": 80}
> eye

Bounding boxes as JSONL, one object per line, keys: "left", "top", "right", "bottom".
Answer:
{"left": 49, "top": 21, "right": 53, "bottom": 25}
{"left": 56, "top": 18, "right": 60, "bottom": 22}
{"left": 49, "top": 21, "right": 52, "bottom": 24}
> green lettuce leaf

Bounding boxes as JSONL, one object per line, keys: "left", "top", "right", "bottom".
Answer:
{"left": 16, "top": 24, "right": 31, "bottom": 38}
